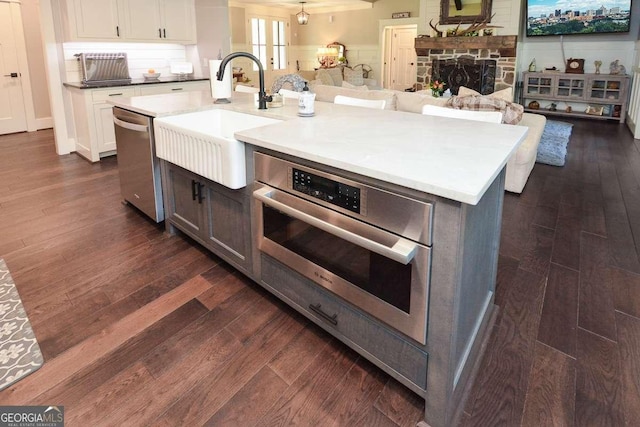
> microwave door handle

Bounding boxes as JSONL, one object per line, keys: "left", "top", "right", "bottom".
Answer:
{"left": 113, "top": 116, "right": 149, "bottom": 133}
{"left": 254, "top": 187, "right": 417, "bottom": 265}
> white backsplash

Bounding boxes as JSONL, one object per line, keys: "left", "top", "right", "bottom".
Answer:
{"left": 62, "top": 42, "right": 189, "bottom": 82}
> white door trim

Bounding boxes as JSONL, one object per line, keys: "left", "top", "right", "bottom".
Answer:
{"left": 379, "top": 18, "right": 419, "bottom": 90}
{"left": 40, "top": 0, "right": 75, "bottom": 154}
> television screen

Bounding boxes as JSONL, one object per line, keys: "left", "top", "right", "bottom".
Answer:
{"left": 527, "top": 0, "right": 632, "bottom": 36}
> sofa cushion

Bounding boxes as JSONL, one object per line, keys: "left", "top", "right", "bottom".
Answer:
{"left": 313, "top": 85, "right": 397, "bottom": 110}
{"left": 343, "top": 67, "right": 364, "bottom": 86}
{"left": 342, "top": 81, "right": 369, "bottom": 90}
{"left": 446, "top": 94, "right": 524, "bottom": 125}
{"left": 393, "top": 90, "right": 449, "bottom": 113}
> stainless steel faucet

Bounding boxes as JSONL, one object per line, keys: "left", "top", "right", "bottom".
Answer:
{"left": 217, "top": 52, "right": 272, "bottom": 110}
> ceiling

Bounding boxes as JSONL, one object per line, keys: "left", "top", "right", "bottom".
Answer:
{"left": 228, "top": 0, "right": 376, "bottom": 12}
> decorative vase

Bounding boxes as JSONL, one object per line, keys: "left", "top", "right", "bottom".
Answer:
{"left": 431, "top": 89, "right": 443, "bottom": 98}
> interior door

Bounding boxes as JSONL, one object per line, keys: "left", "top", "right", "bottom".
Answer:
{"left": 0, "top": 2, "right": 27, "bottom": 135}
{"left": 248, "top": 16, "right": 289, "bottom": 89}
{"left": 389, "top": 26, "right": 418, "bottom": 91}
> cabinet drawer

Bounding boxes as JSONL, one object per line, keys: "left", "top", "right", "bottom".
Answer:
{"left": 260, "top": 254, "right": 428, "bottom": 391}
{"left": 138, "top": 81, "right": 209, "bottom": 95}
{"left": 91, "top": 87, "right": 136, "bottom": 102}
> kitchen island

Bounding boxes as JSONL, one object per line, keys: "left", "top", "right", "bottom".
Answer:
{"left": 108, "top": 91, "right": 527, "bottom": 427}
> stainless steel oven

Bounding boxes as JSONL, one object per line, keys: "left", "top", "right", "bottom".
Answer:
{"left": 253, "top": 153, "right": 433, "bottom": 344}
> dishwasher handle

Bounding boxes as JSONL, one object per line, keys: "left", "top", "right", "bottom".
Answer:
{"left": 113, "top": 116, "right": 149, "bottom": 133}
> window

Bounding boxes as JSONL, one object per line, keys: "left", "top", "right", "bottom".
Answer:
{"left": 250, "top": 18, "right": 266, "bottom": 71}
{"left": 272, "top": 20, "right": 286, "bottom": 70}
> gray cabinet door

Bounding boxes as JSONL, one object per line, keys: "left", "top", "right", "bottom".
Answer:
{"left": 203, "top": 182, "right": 250, "bottom": 271}
{"left": 162, "top": 161, "right": 251, "bottom": 273}
{"left": 164, "top": 163, "right": 205, "bottom": 237}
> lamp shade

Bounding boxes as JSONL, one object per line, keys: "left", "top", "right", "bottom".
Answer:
{"left": 297, "top": 2, "right": 309, "bottom": 25}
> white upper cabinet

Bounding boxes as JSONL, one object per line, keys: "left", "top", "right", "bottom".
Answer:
{"left": 62, "top": 0, "right": 195, "bottom": 43}
{"left": 123, "top": 0, "right": 195, "bottom": 43}
{"left": 69, "top": 0, "right": 123, "bottom": 40}
{"left": 123, "top": 0, "right": 162, "bottom": 40}
{"left": 161, "top": 0, "right": 195, "bottom": 42}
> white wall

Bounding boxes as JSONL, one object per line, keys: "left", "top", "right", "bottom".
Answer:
{"left": 519, "top": 40, "right": 636, "bottom": 75}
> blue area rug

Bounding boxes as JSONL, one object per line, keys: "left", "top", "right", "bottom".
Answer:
{"left": 0, "top": 259, "right": 43, "bottom": 391}
{"left": 536, "top": 120, "right": 573, "bottom": 166}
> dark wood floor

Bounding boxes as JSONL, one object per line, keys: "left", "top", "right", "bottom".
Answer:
{"left": 0, "top": 119, "right": 639, "bottom": 426}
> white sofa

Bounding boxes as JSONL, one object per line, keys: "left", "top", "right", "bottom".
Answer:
{"left": 311, "top": 84, "right": 546, "bottom": 194}
{"left": 298, "top": 67, "right": 380, "bottom": 90}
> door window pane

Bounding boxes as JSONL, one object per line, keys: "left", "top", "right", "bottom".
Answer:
{"left": 271, "top": 20, "right": 286, "bottom": 70}
{"left": 250, "top": 18, "right": 267, "bottom": 71}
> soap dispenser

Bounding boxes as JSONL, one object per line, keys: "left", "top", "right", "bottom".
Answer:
{"left": 298, "top": 83, "right": 315, "bottom": 117}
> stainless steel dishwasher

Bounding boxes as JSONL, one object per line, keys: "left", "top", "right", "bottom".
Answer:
{"left": 113, "top": 107, "right": 164, "bottom": 222}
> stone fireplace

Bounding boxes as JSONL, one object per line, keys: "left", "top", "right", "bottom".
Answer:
{"left": 432, "top": 58, "right": 496, "bottom": 95}
{"left": 414, "top": 35, "right": 517, "bottom": 93}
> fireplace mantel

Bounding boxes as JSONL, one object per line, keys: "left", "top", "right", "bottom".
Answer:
{"left": 415, "top": 35, "right": 517, "bottom": 57}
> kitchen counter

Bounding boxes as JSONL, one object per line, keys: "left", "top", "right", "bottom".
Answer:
{"left": 108, "top": 91, "right": 527, "bottom": 205}
{"left": 63, "top": 76, "right": 209, "bottom": 89}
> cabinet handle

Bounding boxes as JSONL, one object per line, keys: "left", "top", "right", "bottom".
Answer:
{"left": 309, "top": 304, "right": 338, "bottom": 326}
{"left": 191, "top": 180, "right": 197, "bottom": 201}
{"left": 171, "top": 88, "right": 183, "bottom": 91}
{"left": 163, "top": 28, "right": 166, "bottom": 38}
{"left": 197, "top": 183, "right": 204, "bottom": 204}
{"left": 108, "top": 93, "right": 124, "bottom": 97}
{"left": 159, "top": 28, "right": 162, "bottom": 38}
{"left": 116, "top": 26, "right": 120, "bottom": 37}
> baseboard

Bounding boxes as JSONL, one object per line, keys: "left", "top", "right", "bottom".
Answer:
{"left": 35, "top": 117, "right": 54, "bottom": 130}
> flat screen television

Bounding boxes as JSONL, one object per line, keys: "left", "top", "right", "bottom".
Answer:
{"left": 527, "top": 0, "right": 632, "bottom": 36}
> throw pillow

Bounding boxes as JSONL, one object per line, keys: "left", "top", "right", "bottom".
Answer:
{"left": 343, "top": 67, "right": 365, "bottom": 86}
{"left": 327, "top": 67, "right": 343, "bottom": 86}
{"left": 342, "top": 81, "right": 369, "bottom": 90}
{"left": 458, "top": 86, "right": 513, "bottom": 102}
{"left": 446, "top": 94, "right": 524, "bottom": 125}
{"left": 316, "top": 69, "right": 334, "bottom": 86}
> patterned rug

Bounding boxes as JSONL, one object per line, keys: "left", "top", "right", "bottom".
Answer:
{"left": 536, "top": 120, "right": 573, "bottom": 166}
{"left": 0, "top": 259, "right": 43, "bottom": 390}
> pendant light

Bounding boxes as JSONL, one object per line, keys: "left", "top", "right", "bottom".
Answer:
{"left": 297, "top": 2, "right": 310, "bottom": 25}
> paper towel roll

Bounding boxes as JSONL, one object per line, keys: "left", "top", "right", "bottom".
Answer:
{"left": 210, "top": 60, "right": 232, "bottom": 100}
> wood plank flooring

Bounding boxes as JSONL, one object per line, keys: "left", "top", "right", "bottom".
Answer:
{"left": 0, "top": 119, "right": 639, "bottom": 426}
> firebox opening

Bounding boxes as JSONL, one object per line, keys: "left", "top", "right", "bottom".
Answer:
{"left": 432, "top": 58, "right": 497, "bottom": 95}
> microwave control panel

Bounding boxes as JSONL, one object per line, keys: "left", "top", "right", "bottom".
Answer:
{"left": 291, "top": 167, "right": 361, "bottom": 214}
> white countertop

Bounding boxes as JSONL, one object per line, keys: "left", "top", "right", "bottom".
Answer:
{"left": 108, "top": 91, "right": 528, "bottom": 205}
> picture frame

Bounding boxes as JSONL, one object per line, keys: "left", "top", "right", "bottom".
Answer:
{"left": 392, "top": 12, "right": 410, "bottom": 19}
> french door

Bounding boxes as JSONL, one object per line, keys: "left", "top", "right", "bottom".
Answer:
{"left": 248, "top": 15, "right": 289, "bottom": 89}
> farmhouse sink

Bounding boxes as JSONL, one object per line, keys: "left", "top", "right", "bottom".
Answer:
{"left": 154, "top": 109, "right": 281, "bottom": 189}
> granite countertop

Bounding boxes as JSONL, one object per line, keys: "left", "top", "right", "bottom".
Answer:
{"left": 63, "top": 76, "right": 209, "bottom": 89}
{"left": 107, "top": 90, "right": 527, "bottom": 205}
